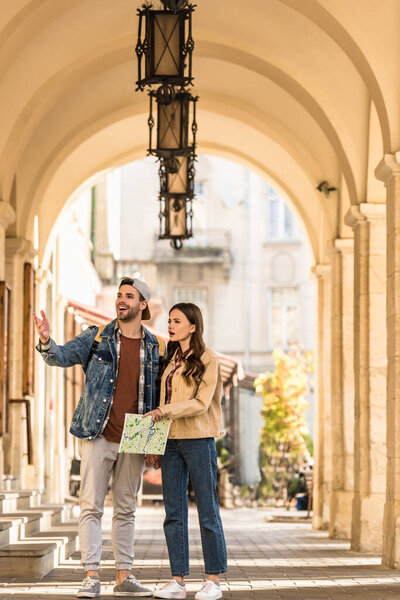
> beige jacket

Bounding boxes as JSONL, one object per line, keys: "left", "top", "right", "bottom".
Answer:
{"left": 159, "top": 347, "right": 224, "bottom": 439}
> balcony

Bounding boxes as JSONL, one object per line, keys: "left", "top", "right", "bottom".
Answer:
{"left": 93, "top": 229, "right": 232, "bottom": 285}
{"left": 153, "top": 229, "right": 232, "bottom": 269}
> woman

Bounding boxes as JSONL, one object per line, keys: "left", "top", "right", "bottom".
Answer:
{"left": 144, "top": 303, "right": 227, "bottom": 600}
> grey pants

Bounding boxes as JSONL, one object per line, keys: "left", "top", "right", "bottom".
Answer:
{"left": 79, "top": 435, "right": 144, "bottom": 571}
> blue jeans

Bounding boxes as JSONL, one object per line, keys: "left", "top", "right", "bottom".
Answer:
{"left": 161, "top": 438, "right": 227, "bottom": 576}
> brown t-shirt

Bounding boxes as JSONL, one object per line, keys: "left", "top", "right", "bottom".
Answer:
{"left": 103, "top": 335, "right": 141, "bottom": 443}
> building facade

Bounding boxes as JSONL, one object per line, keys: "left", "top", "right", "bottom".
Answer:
{"left": 92, "top": 155, "right": 314, "bottom": 371}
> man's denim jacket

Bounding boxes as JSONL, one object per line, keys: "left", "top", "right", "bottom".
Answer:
{"left": 36, "top": 319, "right": 162, "bottom": 440}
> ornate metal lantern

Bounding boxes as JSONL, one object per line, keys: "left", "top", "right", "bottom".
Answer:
{"left": 159, "top": 195, "right": 193, "bottom": 250}
{"left": 158, "top": 151, "right": 195, "bottom": 248}
{"left": 159, "top": 152, "right": 195, "bottom": 196}
{"left": 135, "top": 2, "right": 195, "bottom": 91}
{"left": 148, "top": 88, "right": 197, "bottom": 158}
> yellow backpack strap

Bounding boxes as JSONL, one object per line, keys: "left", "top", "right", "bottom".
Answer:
{"left": 94, "top": 324, "right": 106, "bottom": 343}
{"left": 155, "top": 335, "right": 167, "bottom": 357}
{"left": 85, "top": 324, "right": 106, "bottom": 369}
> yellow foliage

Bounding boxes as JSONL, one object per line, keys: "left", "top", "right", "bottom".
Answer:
{"left": 254, "top": 347, "right": 314, "bottom": 498}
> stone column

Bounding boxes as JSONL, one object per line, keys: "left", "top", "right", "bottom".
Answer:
{"left": 311, "top": 264, "right": 331, "bottom": 530}
{"left": 345, "top": 203, "right": 386, "bottom": 553}
{"left": 33, "top": 267, "right": 51, "bottom": 495}
{"left": 4, "top": 237, "right": 34, "bottom": 487}
{"left": 0, "top": 202, "right": 15, "bottom": 492}
{"left": 329, "top": 239, "right": 355, "bottom": 539}
{"left": 375, "top": 154, "right": 400, "bottom": 566}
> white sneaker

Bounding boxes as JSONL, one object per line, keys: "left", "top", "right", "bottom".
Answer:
{"left": 153, "top": 579, "right": 187, "bottom": 599}
{"left": 195, "top": 581, "right": 222, "bottom": 600}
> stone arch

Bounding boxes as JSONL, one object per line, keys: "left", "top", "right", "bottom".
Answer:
{"left": 1, "top": 38, "right": 370, "bottom": 208}
{"left": 25, "top": 104, "right": 326, "bottom": 267}
{"left": 0, "top": 0, "right": 394, "bottom": 219}
{"left": 278, "top": 0, "right": 391, "bottom": 151}
{"left": 1, "top": 0, "right": 391, "bottom": 153}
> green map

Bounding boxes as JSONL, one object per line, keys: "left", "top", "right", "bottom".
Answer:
{"left": 118, "top": 414, "right": 171, "bottom": 455}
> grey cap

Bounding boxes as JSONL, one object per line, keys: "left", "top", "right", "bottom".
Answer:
{"left": 119, "top": 277, "right": 151, "bottom": 320}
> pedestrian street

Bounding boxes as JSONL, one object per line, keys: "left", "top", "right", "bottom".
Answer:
{"left": 2, "top": 505, "right": 400, "bottom": 600}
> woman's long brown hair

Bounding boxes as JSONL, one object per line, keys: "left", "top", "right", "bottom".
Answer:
{"left": 161, "top": 303, "right": 206, "bottom": 384}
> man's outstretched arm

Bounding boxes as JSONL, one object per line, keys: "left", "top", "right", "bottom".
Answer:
{"left": 34, "top": 309, "right": 97, "bottom": 368}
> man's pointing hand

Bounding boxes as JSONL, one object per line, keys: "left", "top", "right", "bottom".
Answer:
{"left": 33, "top": 310, "right": 50, "bottom": 344}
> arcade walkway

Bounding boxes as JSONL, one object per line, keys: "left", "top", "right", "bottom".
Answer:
{"left": 1, "top": 506, "right": 400, "bottom": 599}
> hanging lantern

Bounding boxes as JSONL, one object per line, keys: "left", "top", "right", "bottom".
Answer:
{"left": 158, "top": 152, "right": 195, "bottom": 249}
{"left": 135, "top": 3, "right": 195, "bottom": 91}
{"left": 135, "top": 0, "right": 198, "bottom": 251}
{"left": 159, "top": 195, "right": 193, "bottom": 250}
{"left": 159, "top": 153, "right": 195, "bottom": 196}
{"left": 148, "top": 89, "right": 197, "bottom": 157}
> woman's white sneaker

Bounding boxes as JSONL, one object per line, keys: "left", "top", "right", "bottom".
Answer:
{"left": 153, "top": 579, "right": 186, "bottom": 599}
{"left": 195, "top": 581, "right": 222, "bottom": 600}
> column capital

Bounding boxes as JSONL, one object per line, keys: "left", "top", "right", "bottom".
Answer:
{"left": 6, "top": 237, "right": 34, "bottom": 259}
{"left": 375, "top": 153, "right": 400, "bottom": 184}
{"left": 311, "top": 263, "right": 331, "bottom": 279}
{"left": 344, "top": 203, "right": 386, "bottom": 229}
{"left": 0, "top": 200, "right": 15, "bottom": 230}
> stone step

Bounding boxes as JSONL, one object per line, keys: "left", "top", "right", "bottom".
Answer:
{"left": 0, "top": 524, "right": 79, "bottom": 578}
{"left": 0, "top": 520, "right": 12, "bottom": 548}
{"left": 0, "top": 504, "right": 75, "bottom": 546}
{"left": 0, "top": 484, "right": 79, "bottom": 579}
{"left": 0, "top": 489, "right": 43, "bottom": 512}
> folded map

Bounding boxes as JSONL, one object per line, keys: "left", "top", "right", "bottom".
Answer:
{"left": 118, "top": 414, "right": 171, "bottom": 455}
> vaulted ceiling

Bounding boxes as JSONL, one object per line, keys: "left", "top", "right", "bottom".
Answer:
{"left": 1, "top": 0, "right": 398, "bottom": 260}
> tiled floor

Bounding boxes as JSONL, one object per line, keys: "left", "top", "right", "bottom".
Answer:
{"left": 2, "top": 505, "right": 400, "bottom": 599}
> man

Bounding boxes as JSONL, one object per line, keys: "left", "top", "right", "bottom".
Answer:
{"left": 34, "top": 278, "right": 164, "bottom": 598}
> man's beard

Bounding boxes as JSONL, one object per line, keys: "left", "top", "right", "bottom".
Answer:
{"left": 117, "top": 304, "right": 141, "bottom": 322}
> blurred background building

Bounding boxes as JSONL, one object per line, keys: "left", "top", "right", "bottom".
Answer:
{"left": 47, "top": 154, "right": 314, "bottom": 489}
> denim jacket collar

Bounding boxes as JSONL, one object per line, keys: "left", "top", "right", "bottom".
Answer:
{"left": 100, "top": 319, "right": 157, "bottom": 345}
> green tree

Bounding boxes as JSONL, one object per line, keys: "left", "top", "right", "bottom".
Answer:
{"left": 254, "top": 348, "right": 314, "bottom": 500}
